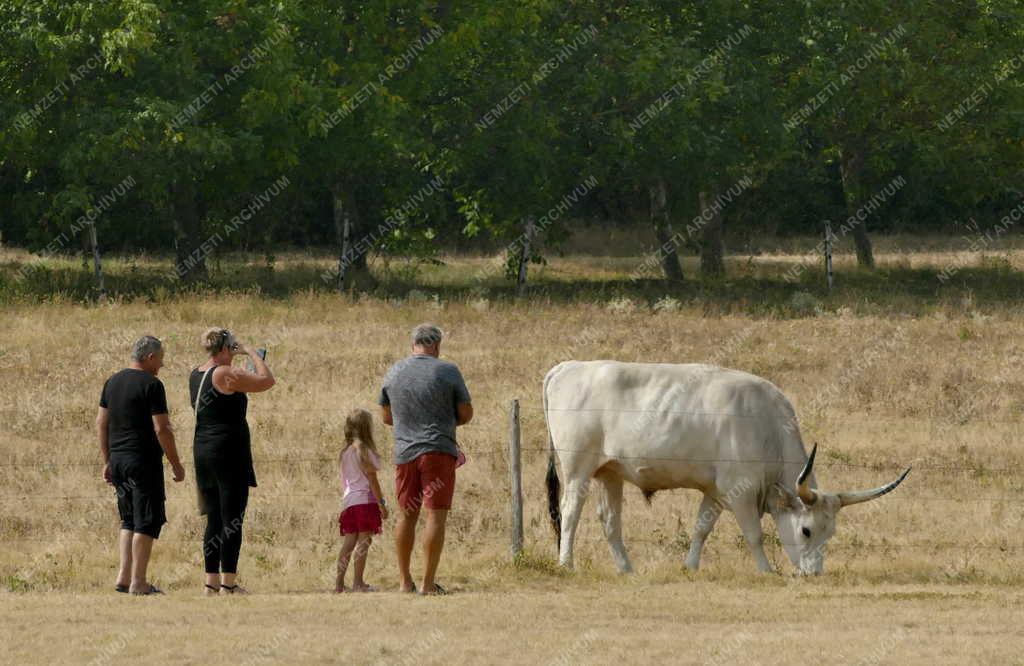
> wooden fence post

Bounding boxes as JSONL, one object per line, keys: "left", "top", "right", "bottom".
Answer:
{"left": 509, "top": 398, "right": 524, "bottom": 557}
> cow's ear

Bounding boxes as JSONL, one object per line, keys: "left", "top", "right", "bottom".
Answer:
{"left": 771, "top": 483, "right": 801, "bottom": 512}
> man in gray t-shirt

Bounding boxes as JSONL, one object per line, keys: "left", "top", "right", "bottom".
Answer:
{"left": 380, "top": 323, "right": 472, "bottom": 595}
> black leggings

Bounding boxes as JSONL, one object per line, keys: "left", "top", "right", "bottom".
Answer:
{"left": 200, "top": 483, "right": 249, "bottom": 574}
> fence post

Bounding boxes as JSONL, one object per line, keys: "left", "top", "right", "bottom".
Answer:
{"left": 509, "top": 398, "right": 524, "bottom": 557}
{"left": 824, "top": 220, "right": 833, "bottom": 292}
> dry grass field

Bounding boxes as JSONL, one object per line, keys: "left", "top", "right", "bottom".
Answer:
{"left": 3, "top": 241, "right": 1024, "bottom": 664}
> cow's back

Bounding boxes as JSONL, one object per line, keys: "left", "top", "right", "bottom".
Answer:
{"left": 544, "top": 360, "right": 800, "bottom": 493}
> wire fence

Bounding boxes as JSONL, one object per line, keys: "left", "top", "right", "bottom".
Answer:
{"left": 2, "top": 528, "right": 1023, "bottom": 551}
{"left": 2, "top": 402, "right": 1024, "bottom": 558}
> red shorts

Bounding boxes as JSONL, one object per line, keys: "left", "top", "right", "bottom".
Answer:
{"left": 339, "top": 502, "right": 382, "bottom": 535}
{"left": 396, "top": 452, "right": 456, "bottom": 513}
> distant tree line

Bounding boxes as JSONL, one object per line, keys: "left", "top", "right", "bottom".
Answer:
{"left": 1, "top": 1, "right": 1022, "bottom": 291}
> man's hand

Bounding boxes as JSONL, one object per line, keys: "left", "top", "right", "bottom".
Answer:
{"left": 102, "top": 462, "right": 113, "bottom": 485}
{"left": 171, "top": 460, "right": 185, "bottom": 482}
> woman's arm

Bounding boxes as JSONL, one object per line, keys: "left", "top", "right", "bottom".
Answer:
{"left": 216, "top": 343, "right": 275, "bottom": 394}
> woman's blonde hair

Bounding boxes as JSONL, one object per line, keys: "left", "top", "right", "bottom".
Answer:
{"left": 201, "top": 327, "right": 234, "bottom": 356}
{"left": 342, "top": 408, "right": 379, "bottom": 468}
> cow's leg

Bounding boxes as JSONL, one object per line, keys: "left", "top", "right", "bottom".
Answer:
{"left": 732, "top": 500, "right": 774, "bottom": 573}
{"left": 558, "top": 476, "right": 590, "bottom": 569}
{"left": 685, "top": 494, "right": 722, "bottom": 571}
{"left": 593, "top": 470, "right": 632, "bottom": 574}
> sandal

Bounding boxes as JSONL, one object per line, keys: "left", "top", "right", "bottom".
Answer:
{"left": 204, "top": 584, "right": 221, "bottom": 596}
{"left": 115, "top": 584, "right": 129, "bottom": 594}
{"left": 420, "top": 583, "right": 447, "bottom": 596}
{"left": 220, "top": 584, "right": 248, "bottom": 595}
{"left": 354, "top": 584, "right": 378, "bottom": 593}
{"left": 131, "top": 584, "right": 163, "bottom": 596}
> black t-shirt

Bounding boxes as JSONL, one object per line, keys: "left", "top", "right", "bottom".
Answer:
{"left": 99, "top": 368, "right": 169, "bottom": 464}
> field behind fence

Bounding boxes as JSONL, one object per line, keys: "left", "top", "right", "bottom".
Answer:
{"left": 3, "top": 276, "right": 1024, "bottom": 593}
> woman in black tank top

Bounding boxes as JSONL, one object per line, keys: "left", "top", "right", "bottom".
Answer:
{"left": 190, "top": 328, "right": 276, "bottom": 595}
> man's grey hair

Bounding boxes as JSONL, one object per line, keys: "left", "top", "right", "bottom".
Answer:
{"left": 411, "top": 323, "right": 443, "bottom": 348}
{"left": 131, "top": 335, "right": 163, "bottom": 361}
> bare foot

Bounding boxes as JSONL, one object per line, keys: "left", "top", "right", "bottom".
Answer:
{"left": 353, "top": 584, "right": 378, "bottom": 593}
{"left": 334, "top": 585, "right": 348, "bottom": 593}
{"left": 399, "top": 583, "right": 417, "bottom": 594}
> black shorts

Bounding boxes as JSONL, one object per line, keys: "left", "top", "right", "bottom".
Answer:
{"left": 111, "top": 459, "right": 166, "bottom": 539}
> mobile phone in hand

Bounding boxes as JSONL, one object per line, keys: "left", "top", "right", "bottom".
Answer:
{"left": 247, "top": 347, "right": 267, "bottom": 373}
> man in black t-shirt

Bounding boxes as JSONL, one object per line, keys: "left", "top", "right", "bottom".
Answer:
{"left": 97, "top": 335, "right": 185, "bottom": 595}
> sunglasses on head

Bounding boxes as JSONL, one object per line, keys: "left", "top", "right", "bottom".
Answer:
{"left": 220, "top": 329, "right": 237, "bottom": 352}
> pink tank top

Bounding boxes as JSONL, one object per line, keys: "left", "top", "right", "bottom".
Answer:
{"left": 340, "top": 445, "right": 381, "bottom": 511}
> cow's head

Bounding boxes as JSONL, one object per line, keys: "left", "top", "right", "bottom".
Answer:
{"left": 772, "top": 444, "right": 910, "bottom": 575}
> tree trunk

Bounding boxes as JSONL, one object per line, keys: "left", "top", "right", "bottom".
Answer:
{"left": 839, "top": 144, "right": 875, "bottom": 268}
{"left": 699, "top": 190, "right": 725, "bottom": 277}
{"left": 332, "top": 183, "right": 373, "bottom": 292}
{"left": 88, "top": 223, "right": 106, "bottom": 300}
{"left": 649, "top": 177, "right": 684, "bottom": 281}
{"left": 515, "top": 215, "right": 536, "bottom": 296}
{"left": 79, "top": 226, "right": 91, "bottom": 271}
{"left": 172, "top": 179, "right": 209, "bottom": 283}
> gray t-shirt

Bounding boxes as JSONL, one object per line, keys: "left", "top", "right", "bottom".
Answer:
{"left": 379, "top": 354, "right": 471, "bottom": 465}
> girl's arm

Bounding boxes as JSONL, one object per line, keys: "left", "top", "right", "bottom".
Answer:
{"left": 362, "top": 462, "right": 389, "bottom": 519}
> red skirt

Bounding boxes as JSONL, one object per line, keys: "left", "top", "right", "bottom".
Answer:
{"left": 339, "top": 502, "right": 382, "bottom": 535}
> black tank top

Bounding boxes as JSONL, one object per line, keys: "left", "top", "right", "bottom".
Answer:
{"left": 190, "top": 367, "right": 256, "bottom": 488}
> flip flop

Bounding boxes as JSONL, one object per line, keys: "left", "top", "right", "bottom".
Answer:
{"left": 115, "top": 584, "right": 129, "bottom": 594}
{"left": 132, "top": 584, "right": 163, "bottom": 596}
{"left": 419, "top": 583, "right": 447, "bottom": 596}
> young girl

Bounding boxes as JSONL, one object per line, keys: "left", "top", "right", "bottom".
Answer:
{"left": 336, "top": 408, "right": 389, "bottom": 593}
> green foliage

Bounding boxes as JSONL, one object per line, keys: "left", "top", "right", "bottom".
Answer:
{"left": 1, "top": 1, "right": 1022, "bottom": 285}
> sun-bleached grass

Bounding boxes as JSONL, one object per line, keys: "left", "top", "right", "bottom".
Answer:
{"left": 3, "top": 585, "right": 1023, "bottom": 664}
{"left": 2, "top": 245, "right": 1023, "bottom": 662}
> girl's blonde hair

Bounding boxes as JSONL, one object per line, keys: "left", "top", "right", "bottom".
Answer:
{"left": 342, "top": 408, "right": 379, "bottom": 468}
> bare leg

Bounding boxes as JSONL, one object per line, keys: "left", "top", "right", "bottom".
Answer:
{"left": 395, "top": 508, "right": 419, "bottom": 592}
{"left": 685, "top": 494, "right": 723, "bottom": 571}
{"left": 558, "top": 478, "right": 590, "bottom": 569}
{"left": 116, "top": 529, "right": 133, "bottom": 588}
{"left": 732, "top": 500, "right": 773, "bottom": 573}
{"left": 352, "top": 534, "right": 372, "bottom": 589}
{"left": 335, "top": 533, "right": 358, "bottom": 592}
{"left": 204, "top": 572, "right": 220, "bottom": 595}
{"left": 129, "top": 533, "right": 154, "bottom": 593}
{"left": 421, "top": 509, "right": 448, "bottom": 593}
{"left": 594, "top": 472, "right": 632, "bottom": 574}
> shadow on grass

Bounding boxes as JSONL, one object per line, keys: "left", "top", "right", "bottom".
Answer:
{"left": 2, "top": 255, "right": 1022, "bottom": 316}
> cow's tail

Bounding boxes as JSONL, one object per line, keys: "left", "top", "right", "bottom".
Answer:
{"left": 543, "top": 367, "right": 562, "bottom": 549}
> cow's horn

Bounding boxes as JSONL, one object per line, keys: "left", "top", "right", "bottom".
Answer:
{"left": 837, "top": 467, "right": 912, "bottom": 508}
{"left": 796, "top": 443, "right": 818, "bottom": 506}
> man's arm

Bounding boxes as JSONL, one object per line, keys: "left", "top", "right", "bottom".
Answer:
{"left": 452, "top": 366, "right": 472, "bottom": 426}
{"left": 96, "top": 407, "right": 111, "bottom": 484}
{"left": 456, "top": 402, "right": 473, "bottom": 426}
{"left": 153, "top": 414, "right": 185, "bottom": 482}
